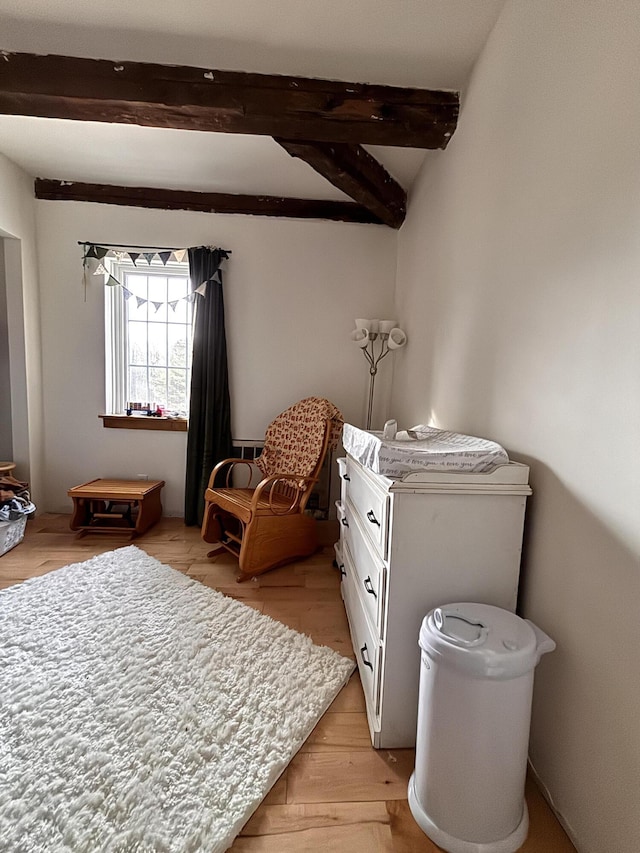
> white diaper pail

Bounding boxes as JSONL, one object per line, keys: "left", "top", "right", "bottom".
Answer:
{"left": 408, "top": 603, "right": 555, "bottom": 853}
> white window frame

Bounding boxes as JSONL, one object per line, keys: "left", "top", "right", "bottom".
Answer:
{"left": 104, "top": 257, "right": 192, "bottom": 415}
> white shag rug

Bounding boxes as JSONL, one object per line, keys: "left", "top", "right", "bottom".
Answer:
{"left": 0, "top": 546, "right": 354, "bottom": 853}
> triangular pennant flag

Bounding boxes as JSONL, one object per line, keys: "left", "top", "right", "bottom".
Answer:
{"left": 151, "top": 301, "right": 164, "bottom": 313}
{"left": 158, "top": 251, "right": 172, "bottom": 266}
{"left": 93, "top": 262, "right": 107, "bottom": 275}
{"left": 128, "top": 252, "right": 141, "bottom": 266}
{"left": 122, "top": 288, "right": 133, "bottom": 300}
{"left": 136, "top": 296, "right": 147, "bottom": 309}
{"left": 106, "top": 275, "right": 121, "bottom": 287}
{"left": 210, "top": 269, "right": 222, "bottom": 284}
{"left": 112, "top": 251, "right": 126, "bottom": 261}
{"left": 173, "top": 249, "right": 187, "bottom": 263}
{"left": 143, "top": 252, "right": 156, "bottom": 265}
{"left": 85, "top": 245, "right": 98, "bottom": 259}
{"left": 168, "top": 300, "right": 179, "bottom": 312}
{"left": 194, "top": 281, "right": 208, "bottom": 296}
{"left": 83, "top": 256, "right": 100, "bottom": 275}
{"left": 94, "top": 246, "right": 109, "bottom": 259}
{"left": 186, "top": 293, "right": 196, "bottom": 303}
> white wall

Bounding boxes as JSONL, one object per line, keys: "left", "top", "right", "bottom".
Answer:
{"left": 0, "top": 240, "right": 12, "bottom": 460}
{"left": 392, "top": 3, "right": 640, "bottom": 852}
{"left": 0, "top": 153, "right": 44, "bottom": 500}
{"left": 36, "top": 201, "right": 396, "bottom": 515}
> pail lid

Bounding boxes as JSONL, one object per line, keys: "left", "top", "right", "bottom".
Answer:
{"left": 419, "top": 602, "right": 555, "bottom": 679}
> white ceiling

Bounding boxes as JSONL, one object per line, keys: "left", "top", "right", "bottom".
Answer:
{"left": 0, "top": 0, "right": 506, "bottom": 202}
{"left": 0, "top": 117, "right": 433, "bottom": 201}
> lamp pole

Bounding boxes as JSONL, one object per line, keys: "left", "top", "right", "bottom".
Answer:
{"left": 351, "top": 320, "right": 407, "bottom": 430}
{"left": 362, "top": 333, "right": 392, "bottom": 430}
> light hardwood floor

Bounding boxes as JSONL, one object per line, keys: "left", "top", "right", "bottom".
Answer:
{"left": 1, "top": 514, "right": 577, "bottom": 853}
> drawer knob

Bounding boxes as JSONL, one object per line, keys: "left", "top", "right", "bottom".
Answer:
{"left": 360, "top": 644, "right": 374, "bottom": 670}
{"left": 339, "top": 564, "right": 346, "bottom": 578}
{"left": 366, "top": 509, "right": 380, "bottom": 527}
{"left": 364, "top": 576, "right": 377, "bottom": 599}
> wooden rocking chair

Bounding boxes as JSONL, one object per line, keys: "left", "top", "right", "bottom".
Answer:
{"left": 201, "top": 397, "right": 344, "bottom": 580}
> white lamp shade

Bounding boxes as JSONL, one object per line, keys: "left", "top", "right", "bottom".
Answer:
{"left": 379, "top": 320, "right": 397, "bottom": 334}
{"left": 350, "top": 328, "right": 370, "bottom": 348}
{"left": 387, "top": 327, "right": 407, "bottom": 349}
{"left": 355, "top": 318, "right": 371, "bottom": 331}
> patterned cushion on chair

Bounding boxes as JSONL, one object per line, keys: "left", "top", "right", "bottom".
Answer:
{"left": 256, "top": 397, "right": 344, "bottom": 479}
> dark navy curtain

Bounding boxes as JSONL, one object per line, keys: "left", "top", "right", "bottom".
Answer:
{"left": 184, "top": 247, "right": 232, "bottom": 525}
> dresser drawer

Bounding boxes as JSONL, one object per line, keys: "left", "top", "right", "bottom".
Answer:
{"left": 341, "top": 548, "right": 381, "bottom": 721}
{"left": 344, "top": 505, "right": 386, "bottom": 639}
{"left": 335, "top": 499, "right": 348, "bottom": 553}
{"left": 336, "top": 457, "right": 349, "bottom": 504}
{"left": 346, "top": 457, "right": 389, "bottom": 558}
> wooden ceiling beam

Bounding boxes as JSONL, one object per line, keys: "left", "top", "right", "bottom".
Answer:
{"left": 275, "top": 139, "right": 406, "bottom": 229}
{"left": 33, "top": 178, "right": 384, "bottom": 224}
{"left": 0, "top": 51, "right": 459, "bottom": 149}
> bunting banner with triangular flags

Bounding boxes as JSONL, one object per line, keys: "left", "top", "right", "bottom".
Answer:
{"left": 80, "top": 243, "right": 230, "bottom": 308}
{"left": 85, "top": 245, "right": 109, "bottom": 260}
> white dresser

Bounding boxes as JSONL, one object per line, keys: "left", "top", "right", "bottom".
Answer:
{"left": 336, "top": 454, "right": 532, "bottom": 748}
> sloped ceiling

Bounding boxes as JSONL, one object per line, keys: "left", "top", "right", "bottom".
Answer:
{"left": 0, "top": 0, "right": 506, "bottom": 218}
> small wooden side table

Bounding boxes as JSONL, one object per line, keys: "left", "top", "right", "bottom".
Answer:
{"left": 0, "top": 462, "right": 16, "bottom": 477}
{"left": 68, "top": 478, "right": 165, "bottom": 539}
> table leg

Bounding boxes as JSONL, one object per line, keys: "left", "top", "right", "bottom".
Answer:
{"left": 134, "top": 488, "right": 163, "bottom": 535}
{"left": 70, "top": 497, "right": 87, "bottom": 531}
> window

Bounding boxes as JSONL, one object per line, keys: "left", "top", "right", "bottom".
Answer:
{"left": 105, "top": 258, "right": 192, "bottom": 415}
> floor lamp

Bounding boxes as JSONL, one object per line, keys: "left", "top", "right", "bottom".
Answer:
{"left": 350, "top": 319, "right": 407, "bottom": 429}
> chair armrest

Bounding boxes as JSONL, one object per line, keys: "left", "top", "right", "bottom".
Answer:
{"left": 251, "top": 474, "right": 318, "bottom": 514}
{"left": 207, "top": 458, "right": 257, "bottom": 490}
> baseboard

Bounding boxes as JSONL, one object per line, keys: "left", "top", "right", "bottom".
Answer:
{"left": 527, "top": 759, "right": 580, "bottom": 850}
